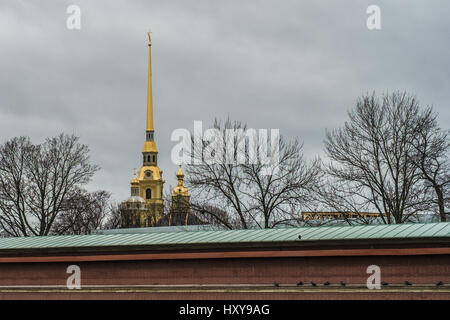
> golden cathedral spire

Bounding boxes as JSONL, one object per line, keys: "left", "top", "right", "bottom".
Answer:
{"left": 143, "top": 32, "right": 157, "bottom": 153}
{"left": 121, "top": 33, "right": 190, "bottom": 228}
{"left": 121, "top": 32, "right": 164, "bottom": 228}
{"left": 146, "top": 31, "right": 154, "bottom": 132}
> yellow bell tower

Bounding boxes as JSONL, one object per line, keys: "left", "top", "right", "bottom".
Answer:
{"left": 166, "top": 165, "right": 191, "bottom": 226}
{"left": 121, "top": 33, "right": 165, "bottom": 227}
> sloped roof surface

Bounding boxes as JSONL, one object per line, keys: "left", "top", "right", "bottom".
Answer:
{"left": 0, "top": 222, "right": 448, "bottom": 250}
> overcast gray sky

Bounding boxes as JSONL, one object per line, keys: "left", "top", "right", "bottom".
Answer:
{"left": 1, "top": 0, "right": 449, "bottom": 203}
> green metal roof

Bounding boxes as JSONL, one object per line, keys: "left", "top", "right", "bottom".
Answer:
{"left": 0, "top": 222, "right": 448, "bottom": 250}
{"left": 92, "top": 225, "right": 225, "bottom": 234}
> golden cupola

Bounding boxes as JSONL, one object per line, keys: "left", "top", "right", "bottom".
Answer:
{"left": 170, "top": 164, "right": 191, "bottom": 225}
{"left": 172, "top": 165, "right": 189, "bottom": 197}
{"left": 130, "top": 168, "right": 139, "bottom": 196}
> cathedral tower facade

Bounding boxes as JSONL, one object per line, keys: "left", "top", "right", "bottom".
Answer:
{"left": 169, "top": 165, "right": 191, "bottom": 225}
{"left": 121, "top": 33, "right": 164, "bottom": 227}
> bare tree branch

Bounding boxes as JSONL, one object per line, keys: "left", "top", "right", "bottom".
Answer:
{"left": 0, "top": 134, "right": 103, "bottom": 236}
{"left": 322, "top": 91, "right": 435, "bottom": 224}
{"left": 185, "top": 118, "right": 321, "bottom": 229}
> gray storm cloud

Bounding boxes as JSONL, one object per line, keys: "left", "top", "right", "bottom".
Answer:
{"left": 0, "top": 0, "right": 449, "bottom": 202}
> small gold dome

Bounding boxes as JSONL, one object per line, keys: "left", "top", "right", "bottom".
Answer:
{"left": 131, "top": 168, "right": 139, "bottom": 184}
{"left": 172, "top": 165, "right": 189, "bottom": 196}
{"left": 176, "top": 165, "right": 184, "bottom": 178}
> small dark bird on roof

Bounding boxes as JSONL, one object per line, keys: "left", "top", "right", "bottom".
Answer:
{"left": 274, "top": 282, "right": 279, "bottom": 287}
{"left": 324, "top": 281, "right": 330, "bottom": 286}
{"left": 297, "top": 281, "right": 303, "bottom": 286}
{"left": 405, "top": 281, "right": 412, "bottom": 286}
{"left": 436, "top": 281, "right": 444, "bottom": 286}
{"left": 340, "top": 281, "right": 346, "bottom": 286}
{"left": 381, "top": 282, "right": 389, "bottom": 286}
{"left": 311, "top": 282, "right": 317, "bottom": 287}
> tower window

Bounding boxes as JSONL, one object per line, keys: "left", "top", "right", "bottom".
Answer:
{"left": 146, "top": 188, "right": 151, "bottom": 199}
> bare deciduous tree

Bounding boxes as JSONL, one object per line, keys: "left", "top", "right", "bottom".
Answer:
{"left": 189, "top": 202, "right": 233, "bottom": 228}
{"left": 52, "top": 189, "right": 111, "bottom": 235}
{"left": 411, "top": 110, "right": 449, "bottom": 221}
{"left": 186, "top": 119, "right": 321, "bottom": 229}
{"left": 0, "top": 134, "right": 103, "bottom": 236}
{"left": 323, "top": 92, "right": 433, "bottom": 224}
{"left": 314, "top": 178, "right": 381, "bottom": 225}
{"left": 102, "top": 202, "right": 124, "bottom": 230}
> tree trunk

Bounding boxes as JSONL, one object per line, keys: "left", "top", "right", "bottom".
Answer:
{"left": 435, "top": 186, "right": 446, "bottom": 222}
